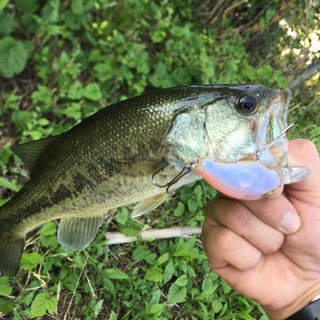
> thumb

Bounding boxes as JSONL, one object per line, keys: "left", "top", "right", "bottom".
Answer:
{"left": 286, "top": 139, "right": 320, "bottom": 205}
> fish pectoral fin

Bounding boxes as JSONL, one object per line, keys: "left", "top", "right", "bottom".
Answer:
{"left": 131, "top": 193, "right": 169, "bottom": 218}
{"left": 57, "top": 215, "right": 103, "bottom": 251}
{"left": 10, "top": 135, "right": 56, "bottom": 173}
{"left": 0, "top": 234, "right": 25, "bottom": 276}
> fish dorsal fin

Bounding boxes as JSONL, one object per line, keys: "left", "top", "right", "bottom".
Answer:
{"left": 131, "top": 193, "right": 169, "bottom": 218}
{"left": 57, "top": 215, "right": 103, "bottom": 251}
{"left": 10, "top": 136, "right": 56, "bottom": 172}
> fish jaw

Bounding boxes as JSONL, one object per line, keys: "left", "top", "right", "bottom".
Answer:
{"left": 253, "top": 88, "right": 292, "bottom": 168}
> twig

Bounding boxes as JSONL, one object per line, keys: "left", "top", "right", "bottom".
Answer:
{"left": 64, "top": 254, "right": 89, "bottom": 320}
{"left": 288, "top": 60, "right": 320, "bottom": 91}
{"left": 105, "top": 227, "right": 202, "bottom": 245}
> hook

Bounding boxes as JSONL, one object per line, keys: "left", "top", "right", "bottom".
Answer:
{"left": 254, "top": 123, "right": 294, "bottom": 161}
{"left": 152, "top": 162, "right": 195, "bottom": 194}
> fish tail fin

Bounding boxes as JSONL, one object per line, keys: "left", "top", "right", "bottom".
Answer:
{"left": 0, "top": 232, "right": 25, "bottom": 275}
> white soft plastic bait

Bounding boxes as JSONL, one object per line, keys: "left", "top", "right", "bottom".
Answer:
{"left": 195, "top": 159, "right": 282, "bottom": 200}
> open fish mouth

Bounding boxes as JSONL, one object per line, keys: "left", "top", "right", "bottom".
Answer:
{"left": 253, "top": 88, "right": 292, "bottom": 169}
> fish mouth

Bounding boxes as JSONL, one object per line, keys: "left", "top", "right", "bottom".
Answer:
{"left": 253, "top": 88, "right": 292, "bottom": 168}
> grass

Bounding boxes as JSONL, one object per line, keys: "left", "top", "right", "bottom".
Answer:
{"left": 0, "top": 0, "right": 319, "bottom": 319}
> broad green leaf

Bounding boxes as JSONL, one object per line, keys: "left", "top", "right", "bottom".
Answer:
{"left": 163, "top": 258, "right": 175, "bottom": 284}
{"left": 156, "top": 252, "right": 169, "bottom": 266}
{"left": 0, "top": 177, "right": 18, "bottom": 192}
{"left": 149, "top": 289, "right": 161, "bottom": 306}
{"left": 94, "top": 299, "right": 104, "bottom": 317}
{"left": 103, "top": 277, "right": 116, "bottom": 297}
{"left": 116, "top": 207, "right": 130, "bottom": 225}
{"left": 0, "top": 298, "right": 14, "bottom": 315}
{"left": 173, "top": 201, "right": 185, "bottom": 217}
{"left": 102, "top": 268, "right": 129, "bottom": 280}
{"left": 38, "top": 222, "right": 56, "bottom": 236}
{"left": 187, "top": 197, "right": 198, "bottom": 214}
{"left": 145, "top": 266, "right": 163, "bottom": 282}
{"left": 0, "top": 37, "right": 29, "bottom": 78}
{"left": 221, "top": 278, "right": 232, "bottom": 294}
{"left": 83, "top": 83, "right": 102, "bottom": 101}
{"left": 20, "top": 253, "right": 44, "bottom": 271}
{"left": 118, "top": 219, "right": 139, "bottom": 237}
{"left": 31, "top": 85, "right": 51, "bottom": 104}
{"left": 67, "top": 81, "right": 83, "bottom": 100}
{"left": 0, "top": 277, "right": 12, "bottom": 296}
{"left": 31, "top": 293, "right": 57, "bottom": 318}
{"left": 132, "top": 247, "right": 150, "bottom": 261}
{"left": 212, "top": 299, "right": 223, "bottom": 313}
{"left": 174, "top": 274, "right": 188, "bottom": 287}
{"left": 167, "top": 284, "right": 187, "bottom": 304}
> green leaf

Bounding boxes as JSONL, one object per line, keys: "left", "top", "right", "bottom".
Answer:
{"left": 118, "top": 219, "right": 139, "bottom": 236}
{"left": 0, "top": 37, "right": 29, "bottom": 78}
{"left": 145, "top": 266, "right": 163, "bottom": 282}
{"left": 187, "top": 197, "right": 198, "bottom": 214}
{"left": 71, "top": 0, "right": 84, "bottom": 15}
{"left": 0, "top": 298, "right": 14, "bottom": 315}
{"left": 173, "top": 201, "right": 185, "bottom": 217}
{"left": 94, "top": 299, "right": 104, "bottom": 317}
{"left": 163, "top": 258, "right": 175, "bottom": 284}
{"left": 102, "top": 268, "right": 129, "bottom": 280}
{"left": 0, "top": 177, "right": 19, "bottom": 192}
{"left": 31, "top": 293, "right": 57, "bottom": 318}
{"left": 67, "top": 81, "right": 83, "bottom": 100}
{"left": 109, "top": 310, "right": 117, "bottom": 320}
{"left": 11, "top": 110, "right": 33, "bottom": 129}
{"left": 212, "top": 299, "right": 223, "bottom": 313}
{"left": 132, "top": 247, "right": 151, "bottom": 261}
{"left": 83, "top": 83, "right": 102, "bottom": 101}
{"left": 156, "top": 252, "right": 169, "bottom": 266}
{"left": 0, "top": 277, "right": 12, "bottom": 296}
{"left": 38, "top": 222, "right": 57, "bottom": 236}
{"left": 31, "top": 85, "right": 52, "bottom": 105}
{"left": 20, "top": 252, "right": 44, "bottom": 271}
{"left": 0, "top": 12, "right": 16, "bottom": 37}
{"left": 103, "top": 277, "right": 116, "bottom": 297}
{"left": 0, "top": 0, "right": 9, "bottom": 10}
{"left": 167, "top": 284, "right": 187, "bottom": 304}
{"left": 221, "top": 278, "right": 232, "bottom": 294}
{"left": 174, "top": 274, "right": 188, "bottom": 287}
{"left": 63, "top": 103, "right": 82, "bottom": 119}
{"left": 116, "top": 207, "right": 130, "bottom": 225}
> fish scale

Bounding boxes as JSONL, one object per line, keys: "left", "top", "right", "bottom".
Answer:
{"left": 0, "top": 84, "right": 292, "bottom": 275}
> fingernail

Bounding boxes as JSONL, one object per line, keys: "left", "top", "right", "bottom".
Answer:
{"left": 279, "top": 210, "right": 301, "bottom": 234}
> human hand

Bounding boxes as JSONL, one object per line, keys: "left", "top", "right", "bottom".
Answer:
{"left": 201, "top": 139, "right": 320, "bottom": 319}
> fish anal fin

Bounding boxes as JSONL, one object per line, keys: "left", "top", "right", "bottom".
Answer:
{"left": 57, "top": 215, "right": 103, "bottom": 251}
{"left": 131, "top": 193, "right": 169, "bottom": 218}
{"left": 10, "top": 136, "right": 56, "bottom": 173}
{"left": 0, "top": 233, "right": 25, "bottom": 276}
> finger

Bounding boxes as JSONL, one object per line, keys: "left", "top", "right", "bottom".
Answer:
{"left": 287, "top": 139, "right": 320, "bottom": 204}
{"left": 206, "top": 197, "right": 284, "bottom": 254}
{"left": 201, "top": 222, "right": 262, "bottom": 270}
{"left": 240, "top": 193, "right": 301, "bottom": 234}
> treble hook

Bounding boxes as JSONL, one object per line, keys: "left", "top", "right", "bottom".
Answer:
{"left": 152, "top": 162, "right": 195, "bottom": 194}
{"left": 254, "top": 123, "right": 295, "bottom": 161}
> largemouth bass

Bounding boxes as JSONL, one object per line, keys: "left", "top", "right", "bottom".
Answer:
{"left": 0, "top": 85, "right": 307, "bottom": 275}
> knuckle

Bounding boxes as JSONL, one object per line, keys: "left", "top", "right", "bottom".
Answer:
{"left": 226, "top": 204, "right": 250, "bottom": 231}
{"left": 261, "top": 232, "right": 284, "bottom": 254}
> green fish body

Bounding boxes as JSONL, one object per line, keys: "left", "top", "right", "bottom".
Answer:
{"left": 0, "top": 85, "right": 291, "bottom": 275}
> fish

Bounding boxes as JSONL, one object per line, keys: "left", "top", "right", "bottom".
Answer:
{"left": 0, "top": 84, "right": 308, "bottom": 275}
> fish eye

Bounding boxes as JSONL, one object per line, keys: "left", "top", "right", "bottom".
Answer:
{"left": 235, "top": 94, "right": 259, "bottom": 116}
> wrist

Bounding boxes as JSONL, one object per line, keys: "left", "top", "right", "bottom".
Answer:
{"left": 264, "top": 284, "right": 320, "bottom": 320}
